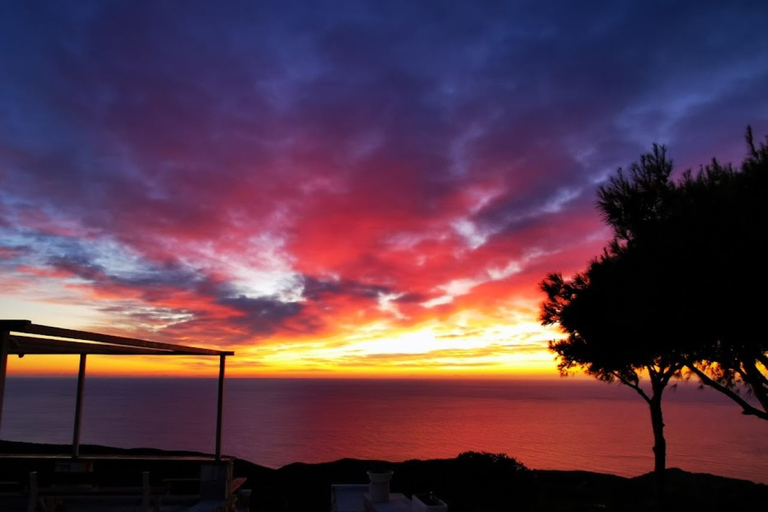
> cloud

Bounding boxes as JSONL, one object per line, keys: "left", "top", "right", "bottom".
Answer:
{"left": 300, "top": 275, "right": 391, "bottom": 302}
{"left": 217, "top": 295, "right": 304, "bottom": 335}
{"left": 0, "top": 0, "right": 766, "bottom": 370}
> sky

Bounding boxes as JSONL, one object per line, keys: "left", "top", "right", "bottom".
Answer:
{"left": 1, "top": 0, "right": 767, "bottom": 378}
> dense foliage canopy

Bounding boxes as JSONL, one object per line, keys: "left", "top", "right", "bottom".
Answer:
{"left": 543, "top": 127, "right": 768, "bottom": 419}
{"left": 540, "top": 127, "right": 768, "bottom": 504}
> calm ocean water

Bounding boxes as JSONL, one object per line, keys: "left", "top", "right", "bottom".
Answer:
{"left": 1, "top": 378, "right": 766, "bottom": 484}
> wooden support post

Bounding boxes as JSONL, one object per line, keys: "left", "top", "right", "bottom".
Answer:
{"left": 0, "top": 330, "right": 9, "bottom": 433}
{"left": 215, "top": 354, "right": 226, "bottom": 461}
{"left": 142, "top": 471, "right": 150, "bottom": 512}
{"left": 27, "top": 471, "right": 38, "bottom": 512}
{"left": 72, "top": 354, "right": 87, "bottom": 459}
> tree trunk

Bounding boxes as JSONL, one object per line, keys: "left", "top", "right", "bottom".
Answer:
{"left": 649, "top": 395, "right": 666, "bottom": 510}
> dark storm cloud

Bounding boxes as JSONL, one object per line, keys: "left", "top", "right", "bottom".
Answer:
{"left": 217, "top": 295, "right": 304, "bottom": 335}
{"left": 301, "top": 275, "right": 391, "bottom": 302}
{"left": 3, "top": 0, "right": 766, "bottom": 231}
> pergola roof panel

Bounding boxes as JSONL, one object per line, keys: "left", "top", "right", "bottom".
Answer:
{"left": 8, "top": 335, "right": 177, "bottom": 355}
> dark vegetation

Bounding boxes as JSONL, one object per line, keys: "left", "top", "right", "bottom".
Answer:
{"left": 540, "top": 127, "right": 768, "bottom": 504}
{"left": 2, "top": 441, "right": 766, "bottom": 512}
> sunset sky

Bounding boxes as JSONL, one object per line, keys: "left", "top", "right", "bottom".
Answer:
{"left": 2, "top": 1, "right": 767, "bottom": 377}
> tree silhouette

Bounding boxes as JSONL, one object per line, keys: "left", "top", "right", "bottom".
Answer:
{"left": 540, "top": 131, "right": 768, "bottom": 506}
{"left": 540, "top": 148, "right": 688, "bottom": 504}
{"left": 669, "top": 128, "right": 768, "bottom": 420}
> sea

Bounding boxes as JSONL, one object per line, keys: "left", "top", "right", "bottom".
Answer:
{"left": 1, "top": 377, "right": 766, "bottom": 484}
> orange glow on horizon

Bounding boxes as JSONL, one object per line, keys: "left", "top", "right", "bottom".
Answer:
{"left": 5, "top": 310, "right": 569, "bottom": 378}
{"left": 5, "top": 357, "right": 565, "bottom": 379}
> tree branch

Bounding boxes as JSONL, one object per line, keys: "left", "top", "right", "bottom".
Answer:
{"left": 660, "top": 364, "right": 680, "bottom": 386}
{"left": 740, "top": 361, "right": 768, "bottom": 413}
{"left": 687, "top": 364, "right": 768, "bottom": 421}
{"left": 746, "top": 357, "right": 768, "bottom": 386}
{"left": 613, "top": 371, "right": 651, "bottom": 403}
{"left": 756, "top": 353, "right": 768, "bottom": 371}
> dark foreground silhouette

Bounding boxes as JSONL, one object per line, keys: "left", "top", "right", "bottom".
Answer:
{"left": 1, "top": 441, "right": 765, "bottom": 512}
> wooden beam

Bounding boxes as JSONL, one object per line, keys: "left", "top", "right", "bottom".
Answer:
{"left": 72, "top": 354, "right": 87, "bottom": 459}
{"left": 27, "top": 471, "right": 37, "bottom": 512}
{"left": 215, "top": 355, "right": 226, "bottom": 461}
{"left": 8, "top": 335, "right": 178, "bottom": 356}
{"left": 0, "top": 329, "right": 9, "bottom": 433}
{"left": 0, "top": 320, "right": 32, "bottom": 331}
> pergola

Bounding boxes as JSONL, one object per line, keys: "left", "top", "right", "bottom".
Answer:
{"left": 0, "top": 319, "right": 234, "bottom": 460}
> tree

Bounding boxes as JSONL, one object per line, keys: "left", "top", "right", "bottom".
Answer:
{"left": 602, "top": 129, "right": 768, "bottom": 420}
{"left": 541, "top": 233, "right": 686, "bottom": 506}
{"left": 540, "top": 143, "right": 707, "bottom": 505}
{"left": 578, "top": 129, "right": 768, "bottom": 420}
{"left": 668, "top": 128, "right": 768, "bottom": 420}
{"left": 540, "top": 127, "right": 768, "bottom": 506}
